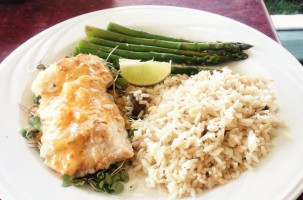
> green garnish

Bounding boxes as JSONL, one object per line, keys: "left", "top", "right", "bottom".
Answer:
{"left": 110, "top": 182, "right": 124, "bottom": 193}
{"left": 20, "top": 126, "right": 30, "bottom": 137}
{"left": 98, "top": 180, "right": 105, "bottom": 188}
{"left": 33, "top": 95, "right": 41, "bottom": 105}
{"left": 36, "top": 64, "right": 46, "bottom": 70}
{"left": 20, "top": 93, "right": 43, "bottom": 140}
{"left": 115, "top": 77, "right": 128, "bottom": 89}
{"left": 128, "top": 129, "right": 137, "bottom": 140}
{"left": 88, "top": 180, "right": 103, "bottom": 192}
{"left": 20, "top": 126, "right": 39, "bottom": 139}
{"left": 73, "top": 180, "right": 85, "bottom": 187}
{"left": 32, "top": 116, "right": 42, "bottom": 131}
{"left": 61, "top": 160, "right": 130, "bottom": 194}
{"left": 62, "top": 174, "right": 73, "bottom": 187}
{"left": 120, "top": 170, "right": 129, "bottom": 182}
{"left": 111, "top": 173, "right": 120, "bottom": 183}
{"left": 110, "top": 161, "right": 124, "bottom": 175}
{"left": 25, "top": 130, "right": 35, "bottom": 138}
{"left": 20, "top": 114, "right": 42, "bottom": 139}
{"left": 105, "top": 172, "right": 112, "bottom": 185}
{"left": 97, "top": 171, "right": 105, "bottom": 180}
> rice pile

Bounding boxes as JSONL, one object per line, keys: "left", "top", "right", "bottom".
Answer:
{"left": 129, "top": 68, "right": 283, "bottom": 198}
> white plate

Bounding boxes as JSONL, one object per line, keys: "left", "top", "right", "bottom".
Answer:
{"left": 0, "top": 5, "right": 303, "bottom": 200}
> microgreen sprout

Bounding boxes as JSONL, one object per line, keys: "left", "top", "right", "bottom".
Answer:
{"left": 32, "top": 116, "right": 42, "bottom": 131}
{"left": 61, "top": 160, "right": 130, "bottom": 194}
{"left": 20, "top": 123, "right": 40, "bottom": 139}
{"left": 128, "top": 129, "right": 137, "bottom": 140}
{"left": 62, "top": 174, "right": 73, "bottom": 187}
{"left": 36, "top": 64, "right": 46, "bottom": 70}
{"left": 33, "top": 95, "right": 41, "bottom": 105}
{"left": 115, "top": 78, "right": 128, "bottom": 90}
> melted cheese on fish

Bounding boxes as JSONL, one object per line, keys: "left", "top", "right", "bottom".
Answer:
{"left": 32, "top": 54, "right": 134, "bottom": 177}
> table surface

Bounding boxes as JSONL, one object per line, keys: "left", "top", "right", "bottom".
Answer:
{"left": 0, "top": 0, "right": 280, "bottom": 63}
{"left": 0, "top": 0, "right": 300, "bottom": 199}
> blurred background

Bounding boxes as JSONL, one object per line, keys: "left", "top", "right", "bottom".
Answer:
{"left": 264, "top": 0, "right": 303, "bottom": 65}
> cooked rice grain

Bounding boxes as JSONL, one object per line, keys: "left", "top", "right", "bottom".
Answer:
{"left": 130, "top": 68, "right": 283, "bottom": 198}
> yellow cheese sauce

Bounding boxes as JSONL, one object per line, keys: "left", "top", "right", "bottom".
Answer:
{"left": 32, "top": 54, "right": 133, "bottom": 177}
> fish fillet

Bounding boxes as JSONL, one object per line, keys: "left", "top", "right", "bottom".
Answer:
{"left": 31, "top": 54, "right": 133, "bottom": 177}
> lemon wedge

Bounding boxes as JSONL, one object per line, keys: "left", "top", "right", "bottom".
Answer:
{"left": 119, "top": 60, "right": 171, "bottom": 86}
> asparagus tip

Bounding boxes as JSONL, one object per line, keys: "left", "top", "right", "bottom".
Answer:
{"left": 240, "top": 43, "right": 253, "bottom": 50}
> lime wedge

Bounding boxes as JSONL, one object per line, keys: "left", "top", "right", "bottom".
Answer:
{"left": 119, "top": 60, "right": 171, "bottom": 86}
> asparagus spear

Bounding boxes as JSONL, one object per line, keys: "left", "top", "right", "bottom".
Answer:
{"left": 75, "top": 47, "right": 213, "bottom": 75}
{"left": 107, "top": 22, "right": 189, "bottom": 42}
{"left": 78, "top": 40, "right": 248, "bottom": 65}
{"left": 85, "top": 25, "right": 252, "bottom": 52}
{"left": 107, "top": 23, "right": 252, "bottom": 52}
{"left": 170, "top": 66, "right": 218, "bottom": 75}
{"left": 89, "top": 36, "right": 243, "bottom": 59}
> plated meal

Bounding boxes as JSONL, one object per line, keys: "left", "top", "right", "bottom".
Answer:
{"left": 2, "top": 6, "right": 303, "bottom": 200}
{"left": 20, "top": 22, "right": 284, "bottom": 199}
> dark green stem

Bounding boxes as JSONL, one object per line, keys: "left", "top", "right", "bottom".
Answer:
{"left": 75, "top": 47, "right": 215, "bottom": 75}
{"left": 89, "top": 36, "right": 243, "bottom": 58}
{"left": 85, "top": 25, "right": 252, "bottom": 52}
{"left": 78, "top": 40, "right": 248, "bottom": 65}
{"left": 107, "top": 22, "right": 189, "bottom": 42}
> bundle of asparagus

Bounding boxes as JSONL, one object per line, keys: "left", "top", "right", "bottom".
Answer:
{"left": 75, "top": 22, "right": 253, "bottom": 74}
